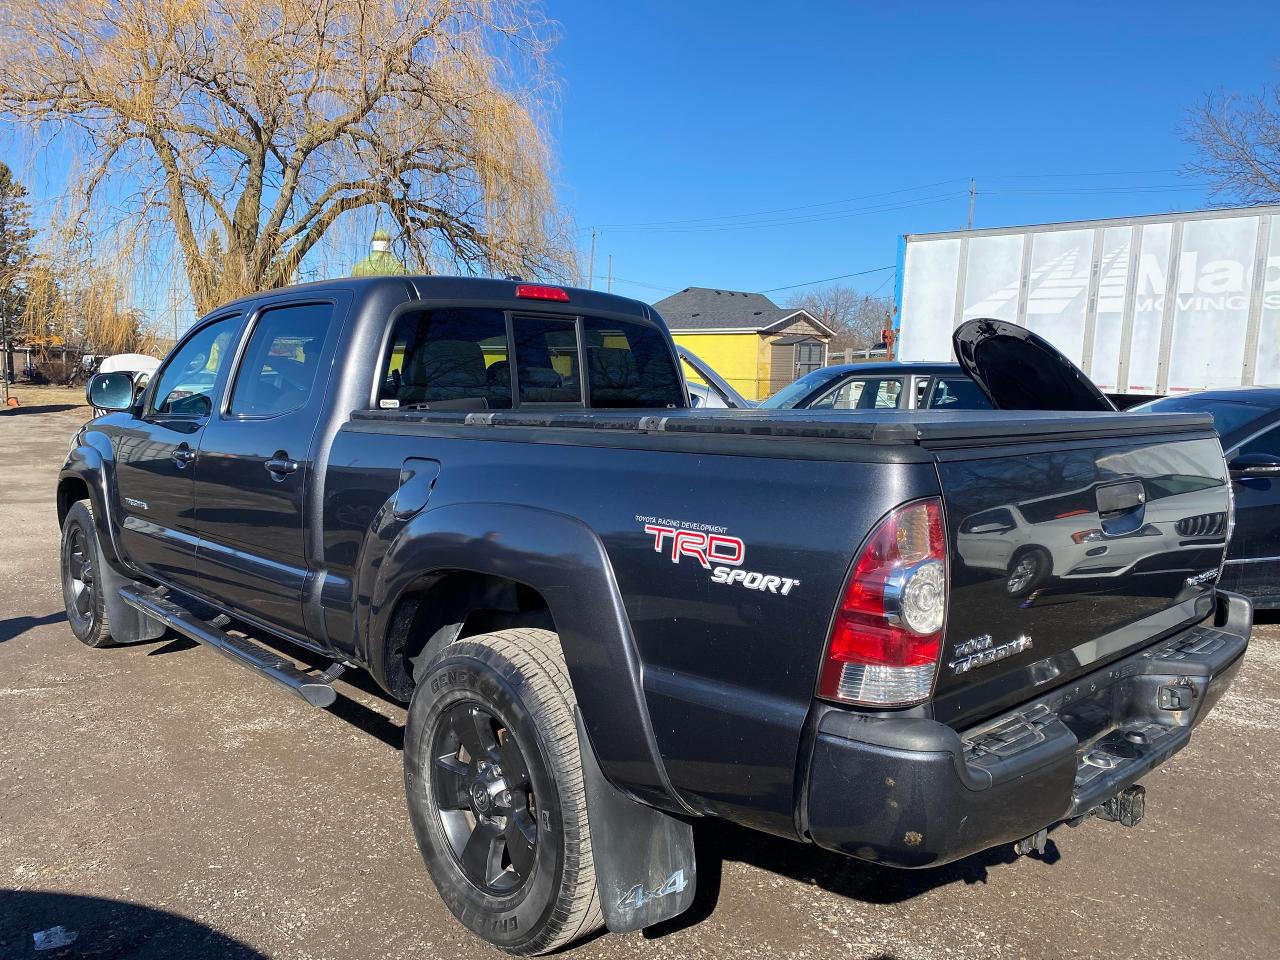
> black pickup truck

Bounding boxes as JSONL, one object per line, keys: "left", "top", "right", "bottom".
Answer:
{"left": 61, "top": 277, "right": 1250, "bottom": 954}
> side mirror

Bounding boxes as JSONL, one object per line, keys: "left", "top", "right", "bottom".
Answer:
{"left": 968, "top": 521, "right": 1015, "bottom": 535}
{"left": 86, "top": 371, "right": 136, "bottom": 412}
{"left": 1228, "top": 452, "right": 1280, "bottom": 478}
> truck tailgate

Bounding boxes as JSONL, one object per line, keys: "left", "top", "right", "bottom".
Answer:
{"left": 932, "top": 431, "right": 1231, "bottom": 728}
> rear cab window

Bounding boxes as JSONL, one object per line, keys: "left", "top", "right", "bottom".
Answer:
{"left": 513, "top": 315, "right": 581, "bottom": 404}
{"left": 376, "top": 307, "right": 684, "bottom": 411}
{"left": 582, "top": 316, "right": 683, "bottom": 408}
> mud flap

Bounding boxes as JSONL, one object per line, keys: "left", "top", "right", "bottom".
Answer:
{"left": 100, "top": 563, "right": 166, "bottom": 645}
{"left": 575, "top": 710, "right": 696, "bottom": 933}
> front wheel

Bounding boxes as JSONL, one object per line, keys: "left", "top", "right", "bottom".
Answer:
{"left": 1006, "top": 548, "right": 1050, "bottom": 598}
{"left": 404, "top": 628, "right": 602, "bottom": 954}
{"left": 60, "top": 500, "right": 114, "bottom": 647}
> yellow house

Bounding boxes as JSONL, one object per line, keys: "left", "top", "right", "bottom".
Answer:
{"left": 653, "top": 287, "right": 834, "bottom": 401}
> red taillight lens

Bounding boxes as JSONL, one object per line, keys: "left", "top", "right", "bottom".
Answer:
{"left": 818, "top": 498, "right": 948, "bottom": 706}
{"left": 515, "top": 283, "right": 570, "bottom": 302}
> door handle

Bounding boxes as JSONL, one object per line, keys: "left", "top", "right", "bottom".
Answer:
{"left": 172, "top": 445, "right": 196, "bottom": 467}
{"left": 265, "top": 456, "right": 299, "bottom": 477}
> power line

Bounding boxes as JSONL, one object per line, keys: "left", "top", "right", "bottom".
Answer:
{"left": 867, "top": 271, "right": 896, "bottom": 297}
{"left": 581, "top": 167, "right": 1206, "bottom": 235}
{"left": 602, "top": 194, "right": 966, "bottom": 235}
{"left": 586, "top": 274, "right": 677, "bottom": 294}
{"left": 590, "top": 178, "right": 968, "bottom": 231}
{"left": 983, "top": 184, "right": 1208, "bottom": 195}
{"left": 975, "top": 167, "right": 1182, "bottom": 179}
{"left": 759, "top": 264, "right": 895, "bottom": 294}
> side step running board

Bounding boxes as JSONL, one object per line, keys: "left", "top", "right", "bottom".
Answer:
{"left": 118, "top": 586, "right": 344, "bottom": 708}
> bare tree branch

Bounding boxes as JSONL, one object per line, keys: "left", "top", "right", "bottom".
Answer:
{"left": 1183, "top": 86, "right": 1280, "bottom": 203}
{"left": 0, "top": 0, "right": 573, "bottom": 314}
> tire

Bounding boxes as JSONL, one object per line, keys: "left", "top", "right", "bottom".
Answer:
{"left": 1005, "top": 547, "right": 1050, "bottom": 598}
{"left": 404, "top": 628, "right": 602, "bottom": 955}
{"left": 59, "top": 499, "right": 114, "bottom": 647}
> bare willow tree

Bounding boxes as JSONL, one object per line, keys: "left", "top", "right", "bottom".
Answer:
{"left": 19, "top": 247, "right": 160, "bottom": 381}
{"left": 0, "top": 0, "right": 571, "bottom": 315}
{"left": 1185, "top": 85, "right": 1280, "bottom": 202}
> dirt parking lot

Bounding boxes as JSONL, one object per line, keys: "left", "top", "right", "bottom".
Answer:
{"left": 2, "top": 403, "right": 1278, "bottom": 960}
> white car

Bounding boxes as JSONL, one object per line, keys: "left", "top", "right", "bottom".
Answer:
{"left": 957, "top": 477, "right": 1227, "bottom": 597}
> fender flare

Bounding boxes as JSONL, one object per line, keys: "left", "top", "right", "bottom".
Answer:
{"left": 58, "top": 435, "right": 164, "bottom": 644}
{"left": 367, "top": 501, "right": 695, "bottom": 816}
{"left": 59, "top": 434, "right": 124, "bottom": 569}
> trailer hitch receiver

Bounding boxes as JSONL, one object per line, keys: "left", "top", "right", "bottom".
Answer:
{"left": 1093, "top": 784, "right": 1146, "bottom": 828}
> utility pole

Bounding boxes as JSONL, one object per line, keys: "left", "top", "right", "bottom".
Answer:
{"left": 587, "top": 228, "right": 597, "bottom": 290}
{"left": 967, "top": 178, "right": 976, "bottom": 230}
{"left": 607, "top": 254, "right": 612, "bottom": 293}
{"left": 1, "top": 307, "right": 9, "bottom": 406}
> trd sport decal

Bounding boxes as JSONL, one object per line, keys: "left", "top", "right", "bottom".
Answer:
{"left": 636, "top": 516, "right": 800, "bottom": 595}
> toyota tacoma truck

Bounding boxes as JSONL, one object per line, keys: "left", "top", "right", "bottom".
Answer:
{"left": 60, "top": 278, "right": 1250, "bottom": 954}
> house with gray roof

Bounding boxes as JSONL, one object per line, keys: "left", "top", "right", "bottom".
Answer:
{"left": 652, "top": 287, "right": 834, "bottom": 399}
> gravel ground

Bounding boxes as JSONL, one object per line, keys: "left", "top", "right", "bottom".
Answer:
{"left": 2, "top": 404, "right": 1278, "bottom": 959}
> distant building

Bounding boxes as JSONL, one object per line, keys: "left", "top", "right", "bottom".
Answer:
{"left": 351, "top": 230, "right": 408, "bottom": 277}
{"left": 652, "top": 286, "right": 833, "bottom": 400}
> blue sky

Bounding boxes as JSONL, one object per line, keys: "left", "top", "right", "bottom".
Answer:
{"left": 551, "top": 1, "right": 1280, "bottom": 304}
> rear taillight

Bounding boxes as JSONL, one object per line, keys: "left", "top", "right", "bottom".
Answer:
{"left": 818, "top": 498, "right": 948, "bottom": 706}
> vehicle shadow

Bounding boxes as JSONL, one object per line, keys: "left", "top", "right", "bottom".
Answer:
{"left": 143, "top": 627, "right": 406, "bottom": 750}
{"left": 0, "top": 610, "right": 67, "bottom": 644}
{"left": 645, "top": 817, "right": 1060, "bottom": 941}
{"left": 1, "top": 403, "right": 83, "bottom": 416}
{"left": 0, "top": 889, "right": 267, "bottom": 958}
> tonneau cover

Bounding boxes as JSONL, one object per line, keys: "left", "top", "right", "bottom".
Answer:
{"left": 351, "top": 407, "right": 1215, "bottom": 446}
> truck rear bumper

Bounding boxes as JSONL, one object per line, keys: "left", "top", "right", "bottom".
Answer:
{"left": 803, "top": 591, "right": 1251, "bottom": 868}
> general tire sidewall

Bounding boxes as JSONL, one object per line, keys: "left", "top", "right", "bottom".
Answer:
{"left": 404, "top": 652, "right": 565, "bottom": 951}
{"left": 60, "top": 502, "right": 104, "bottom": 644}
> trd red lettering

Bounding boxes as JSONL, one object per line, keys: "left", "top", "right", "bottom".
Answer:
{"left": 645, "top": 524, "right": 677, "bottom": 556}
{"left": 674, "top": 530, "right": 710, "bottom": 568}
{"left": 707, "top": 534, "right": 744, "bottom": 566}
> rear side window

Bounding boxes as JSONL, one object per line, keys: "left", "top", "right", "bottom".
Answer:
{"left": 582, "top": 317, "right": 683, "bottom": 408}
{"left": 513, "top": 315, "right": 581, "bottom": 404}
{"left": 230, "top": 303, "right": 335, "bottom": 417}
{"left": 378, "top": 308, "right": 512, "bottom": 410}
{"left": 811, "top": 376, "right": 903, "bottom": 410}
{"left": 927, "top": 377, "right": 993, "bottom": 410}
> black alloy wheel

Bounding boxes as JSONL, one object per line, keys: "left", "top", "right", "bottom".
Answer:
{"left": 432, "top": 701, "right": 539, "bottom": 894}
{"left": 64, "top": 525, "right": 97, "bottom": 633}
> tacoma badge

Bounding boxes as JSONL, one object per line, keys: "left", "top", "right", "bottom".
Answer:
{"left": 949, "top": 634, "right": 1033, "bottom": 675}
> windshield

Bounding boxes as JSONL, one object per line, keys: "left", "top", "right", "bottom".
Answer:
{"left": 1129, "top": 395, "right": 1272, "bottom": 439}
{"left": 759, "top": 368, "right": 844, "bottom": 409}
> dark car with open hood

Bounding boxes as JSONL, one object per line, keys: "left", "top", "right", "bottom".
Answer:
{"left": 62, "top": 282, "right": 1250, "bottom": 954}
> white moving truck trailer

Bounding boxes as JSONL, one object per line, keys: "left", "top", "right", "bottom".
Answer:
{"left": 894, "top": 204, "right": 1280, "bottom": 397}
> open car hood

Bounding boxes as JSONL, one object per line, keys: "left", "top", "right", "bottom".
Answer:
{"left": 952, "top": 318, "right": 1116, "bottom": 412}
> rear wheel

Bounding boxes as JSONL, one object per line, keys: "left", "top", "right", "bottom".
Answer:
{"left": 404, "top": 628, "right": 602, "bottom": 954}
{"left": 60, "top": 500, "right": 113, "bottom": 647}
